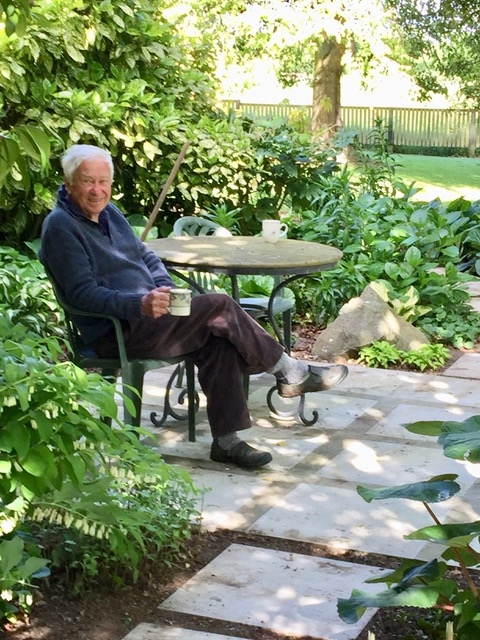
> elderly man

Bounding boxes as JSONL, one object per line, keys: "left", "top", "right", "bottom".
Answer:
{"left": 40, "top": 145, "right": 348, "bottom": 469}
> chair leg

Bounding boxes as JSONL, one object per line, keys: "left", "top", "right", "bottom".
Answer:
{"left": 185, "top": 360, "right": 196, "bottom": 442}
{"left": 122, "top": 364, "right": 144, "bottom": 428}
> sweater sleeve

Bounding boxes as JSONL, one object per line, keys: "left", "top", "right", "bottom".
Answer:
{"left": 138, "top": 240, "right": 174, "bottom": 287}
{"left": 43, "top": 227, "right": 144, "bottom": 319}
{"left": 40, "top": 209, "right": 146, "bottom": 320}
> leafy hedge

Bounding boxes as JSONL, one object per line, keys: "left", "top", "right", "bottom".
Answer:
{"left": 0, "top": 0, "right": 244, "bottom": 241}
{"left": 0, "top": 248, "right": 201, "bottom": 624}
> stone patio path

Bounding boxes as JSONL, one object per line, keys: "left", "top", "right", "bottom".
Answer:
{"left": 122, "top": 280, "right": 480, "bottom": 640}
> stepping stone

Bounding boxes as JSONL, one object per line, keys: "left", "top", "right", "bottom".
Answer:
{"left": 442, "top": 353, "right": 480, "bottom": 379}
{"left": 247, "top": 482, "right": 456, "bottom": 559}
{"left": 123, "top": 623, "right": 245, "bottom": 639}
{"left": 159, "top": 543, "right": 383, "bottom": 640}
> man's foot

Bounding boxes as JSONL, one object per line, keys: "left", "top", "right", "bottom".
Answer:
{"left": 210, "top": 440, "right": 272, "bottom": 469}
{"left": 277, "top": 364, "right": 348, "bottom": 398}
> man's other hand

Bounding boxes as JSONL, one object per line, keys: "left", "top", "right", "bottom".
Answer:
{"left": 141, "top": 287, "right": 171, "bottom": 318}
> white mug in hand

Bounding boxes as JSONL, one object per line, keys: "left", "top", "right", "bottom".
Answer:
{"left": 262, "top": 219, "right": 289, "bottom": 243}
{"left": 169, "top": 288, "right": 192, "bottom": 316}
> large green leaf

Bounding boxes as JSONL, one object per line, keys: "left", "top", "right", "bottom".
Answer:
{"left": 357, "top": 475, "right": 460, "bottom": 503}
{"left": 0, "top": 136, "right": 20, "bottom": 184}
{"left": 366, "top": 558, "right": 443, "bottom": 585}
{"left": 8, "top": 422, "right": 31, "bottom": 459}
{"left": 405, "top": 245, "right": 422, "bottom": 267}
{"left": 404, "top": 420, "right": 445, "bottom": 436}
{"left": 338, "top": 585, "right": 441, "bottom": 624}
{"left": 406, "top": 521, "right": 480, "bottom": 547}
{"left": 16, "top": 556, "right": 50, "bottom": 581}
{"left": 30, "top": 410, "right": 54, "bottom": 441}
{"left": 0, "top": 536, "right": 23, "bottom": 576}
{"left": 15, "top": 125, "right": 50, "bottom": 166}
{"left": 441, "top": 417, "right": 480, "bottom": 435}
{"left": 438, "top": 417, "right": 480, "bottom": 461}
{"left": 20, "top": 443, "right": 56, "bottom": 479}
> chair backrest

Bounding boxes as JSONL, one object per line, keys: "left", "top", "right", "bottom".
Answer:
{"left": 172, "top": 216, "right": 232, "bottom": 294}
{"left": 43, "top": 266, "right": 89, "bottom": 356}
{"left": 173, "top": 216, "right": 232, "bottom": 237}
{"left": 43, "top": 264, "right": 123, "bottom": 365}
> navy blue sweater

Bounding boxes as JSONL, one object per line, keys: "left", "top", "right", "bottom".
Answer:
{"left": 40, "top": 186, "right": 173, "bottom": 344}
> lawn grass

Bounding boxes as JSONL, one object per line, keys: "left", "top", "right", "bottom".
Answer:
{"left": 393, "top": 154, "right": 480, "bottom": 203}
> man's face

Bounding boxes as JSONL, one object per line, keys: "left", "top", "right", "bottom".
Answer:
{"left": 65, "top": 158, "right": 112, "bottom": 221}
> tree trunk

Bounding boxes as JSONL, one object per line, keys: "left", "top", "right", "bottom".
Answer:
{"left": 311, "top": 37, "right": 346, "bottom": 140}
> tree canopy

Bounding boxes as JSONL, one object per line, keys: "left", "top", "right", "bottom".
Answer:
{"left": 209, "top": 0, "right": 393, "bottom": 137}
{"left": 386, "top": 0, "right": 480, "bottom": 106}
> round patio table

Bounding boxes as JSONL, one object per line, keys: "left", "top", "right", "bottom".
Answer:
{"left": 147, "top": 236, "right": 342, "bottom": 312}
{"left": 147, "top": 235, "right": 342, "bottom": 278}
{"left": 147, "top": 236, "right": 343, "bottom": 425}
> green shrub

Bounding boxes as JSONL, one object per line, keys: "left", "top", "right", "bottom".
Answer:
{"left": 0, "top": 246, "right": 59, "bottom": 338}
{"left": 0, "top": 534, "right": 49, "bottom": 625}
{"left": 285, "top": 129, "right": 480, "bottom": 345}
{"left": 0, "top": 0, "right": 219, "bottom": 243}
{"left": 0, "top": 309, "right": 200, "bottom": 620}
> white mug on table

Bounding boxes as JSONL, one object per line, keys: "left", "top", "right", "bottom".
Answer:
{"left": 262, "top": 219, "right": 289, "bottom": 243}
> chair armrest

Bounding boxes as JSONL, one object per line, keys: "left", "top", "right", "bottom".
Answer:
{"left": 59, "top": 299, "right": 130, "bottom": 369}
{"left": 44, "top": 266, "right": 130, "bottom": 368}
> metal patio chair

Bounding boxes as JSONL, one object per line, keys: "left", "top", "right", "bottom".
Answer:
{"left": 172, "top": 215, "right": 295, "bottom": 351}
{"left": 45, "top": 267, "right": 198, "bottom": 441}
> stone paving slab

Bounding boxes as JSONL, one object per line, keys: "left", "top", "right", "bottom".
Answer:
{"left": 123, "top": 623, "right": 246, "bottom": 640}
{"left": 246, "top": 482, "right": 460, "bottom": 559}
{"left": 465, "top": 278, "right": 480, "bottom": 297}
{"left": 442, "top": 352, "right": 480, "bottom": 379}
{"left": 366, "top": 403, "right": 478, "bottom": 440}
{"left": 159, "top": 543, "right": 383, "bottom": 640}
{"left": 317, "top": 439, "right": 480, "bottom": 487}
{"left": 122, "top": 359, "right": 480, "bottom": 640}
{"left": 339, "top": 367, "right": 479, "bottom": 407}
{"left": 185, "top": 468, "right": 275, "bottom": 531}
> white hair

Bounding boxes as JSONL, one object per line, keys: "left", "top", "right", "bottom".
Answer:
{"left": 61, "top": 145, "right": 114, "bottom": 182}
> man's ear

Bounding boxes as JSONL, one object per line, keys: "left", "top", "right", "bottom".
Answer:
{"left": 64, "top": 176, "right": 71, "bottom": 193}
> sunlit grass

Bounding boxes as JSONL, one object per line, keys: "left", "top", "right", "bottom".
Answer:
{"left": 393, "top": 154, "right": 480, "bottom": 203}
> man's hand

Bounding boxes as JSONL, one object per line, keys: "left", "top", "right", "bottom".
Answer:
{"left": 141, "top": 286, "right": 171, "bottom": 318}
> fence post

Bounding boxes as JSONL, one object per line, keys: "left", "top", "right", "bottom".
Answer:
{"left": 387, "top": 108, "right": 394, "bottom": 152}
{"left": 468, "top": 111, "right": 477, "bottom": 158}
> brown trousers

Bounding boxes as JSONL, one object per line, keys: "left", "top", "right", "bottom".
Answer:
{"left": 93, "top": 293, "right": 285, "bottom": 438}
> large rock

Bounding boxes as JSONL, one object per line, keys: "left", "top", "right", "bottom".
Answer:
{"left": 312, "top": 284, "right": 429, "bottom": 361}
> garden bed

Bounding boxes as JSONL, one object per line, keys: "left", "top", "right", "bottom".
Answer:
{"left": 9, "top": 528, "right": 470, "bottom": 640}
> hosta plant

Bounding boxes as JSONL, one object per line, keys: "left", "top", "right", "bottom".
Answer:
{"left": 338, "top": 415, "right": 480, "bottom": 640}
{"left": 358, "top": 341, "right": 451, "bottom": 371}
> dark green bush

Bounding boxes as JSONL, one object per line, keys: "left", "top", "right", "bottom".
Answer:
{"left": 0, "top": 250, "right": 201, "bottom": 622}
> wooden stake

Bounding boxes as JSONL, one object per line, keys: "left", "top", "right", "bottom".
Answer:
{"left": 140, "top": 140, "right": 192, "bottom": 241}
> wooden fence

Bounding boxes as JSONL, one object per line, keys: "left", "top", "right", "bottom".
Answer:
{"left": 221, "top": 101, "right": 480, "bottom": 157}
